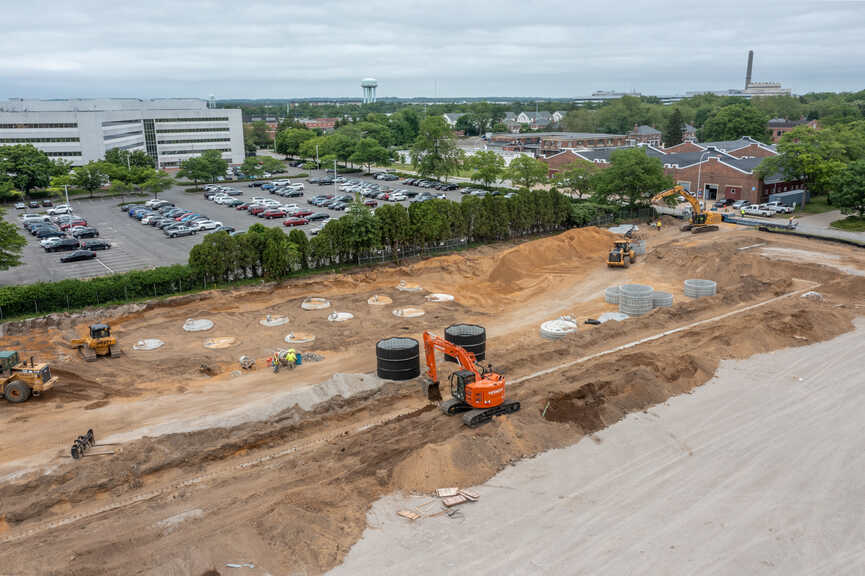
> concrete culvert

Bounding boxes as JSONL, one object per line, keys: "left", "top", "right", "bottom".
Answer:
{"left": 285, "top": 332, "right": 315, "bottom": 345}
{"left": 376, "top": 337, "right": 420, "bottom": 380}
{"left": 183, "top": 318, "right": 213, "bottom": 332}
{"left": 367, "top": 295, "right": 392, "bottom": 306}
{"left": 259, "top": 315, "right": 289, "bottom": 327}
{"left": 327, "top": 312, "right": 354, "bottom": 322}
{"left": 396, "top": 280, "right": 423, "bottom": 292}
{"left": 652, "top": 291, "right": 674, "bottom": 308}
{"left": 444, "top": 324, "right": 485, "bottom": 363}
{"left": 684, "top": 279, "right": 717, "bottom": 299}
{"left": 132, "top": 338, "right": 164, "bottom": 351}
{"left": 619, "top": 284, "right": 654, "bottom": 316}
{"left": 540, "top": 316, "right": 578, "bottom": 339}
{"left": 392, "top": 307, "right": 425, "bottom": 318}
{"left": 604, "top": 286, "right": 621, "bottom": 305}
{"left": 301, "top": 297, "right": 331, "bottom": 310}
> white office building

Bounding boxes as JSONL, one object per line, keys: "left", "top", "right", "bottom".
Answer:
{"left": 0, "top": 98, "right": 244, "bottom": 168}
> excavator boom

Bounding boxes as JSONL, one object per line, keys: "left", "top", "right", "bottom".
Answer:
{"left": 651, "top": 185, "right": 721, "bottom": 233}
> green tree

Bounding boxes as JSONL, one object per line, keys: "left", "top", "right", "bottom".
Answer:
{"left": 506, "top": 155, "right": 549, "bottom": 190}
{"left": 104, "top": 148, "right": 130, "bottom": 167}
{"left": 0, "top": 144, "right": 53, "bottom": 193}
{"left": 51, "top": 158, "right": 73, "bottom": 177}
{"left": 699, "top": 103, "right": 769, "bottom": 142}
{"left": 552, "top": 160, "right": 598, "bottom": 198}
{"left": 142, "top": 171, "right": 174, "bottom": 198}
{"left": 663, "top": 108, "right": 685, "bottom": 147}
{"left": 350, "top": 137, "right": 391, "bottom": 173}
{"left": 72, "top": 163, "right": 107, "bottom": 198}
{"left": 467, "top": 151, "right": 505, "bottom": 187}
{"left": 592, "top": 148, "right": 673, "bottom": 206}
{"left": 261, "top": 227, "right": 298, "bottom": 278}
{"left": 374, "top": 203, "right": 410, "bottom": 262}
{"left": 241, "top": 157, "right": 264, "bottom": 178}
{"left": 200, "top": 150, "right": 228, "bottom": 182}
{"left": 257, "top": 156, "right": 285, "bottom": 174}
{"left": 246, "top": 121, "right": 272, "bottom": 148}
{"left": 344, "top": 198, "right": 379, "bottom": 257}
{"left": 0, "top": 207, "right": 26, "bottom": 269}
{"left": 287, "top": 228, "right": 309, "bottom": 269}
{"left": 412, "top": 116, "right": 462, "bottom": 180}
{"left": 834, "top": 159, "right": 865, "bottom": 218}
{"left": 275, "top": 127, "right": 316, "bottom": 157}
{"left": 177, "top": 156, "right": 210, "bottom": 189}
{"left": 129, "top": 150, "right": 155, "bottom": 168}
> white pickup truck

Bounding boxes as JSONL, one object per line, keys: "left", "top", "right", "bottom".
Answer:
{"left": 762, "top": 201, "right": 794, "bottom": 214}
{"left": 743, "top": 204, "right": 774, "bottom": 217}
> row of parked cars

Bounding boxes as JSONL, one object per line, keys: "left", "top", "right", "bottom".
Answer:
{"left": 205, "top": 185, "right": 332, "bottom": 230}
{"left": 20, "top": 207, "right": 110, "bottom": 263}
{"left": 715, "top": 199, "right": 794, "bottom": 217}
{"left": 15, "top": 199, "right": 54, "bottom": 210}
{"left": 122, "top": 199, "right": 234, "bottom": 239}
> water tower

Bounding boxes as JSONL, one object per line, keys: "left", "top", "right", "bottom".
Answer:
{"left": 361, "top": 78, "right": 378, "bottom": 104}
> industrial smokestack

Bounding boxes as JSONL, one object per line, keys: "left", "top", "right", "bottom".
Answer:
{"left": 745, "top": 50, "right": 754, "bottom": 89}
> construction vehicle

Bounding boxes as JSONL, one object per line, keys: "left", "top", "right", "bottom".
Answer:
{"left": 69, "top": 323, "right": 123, "bottom": 361}
{"left": 651, "top": 185, "right": 722, "bottom": 233}
{"left": 422, "top": 331, "right": 520, "bottom": 427}
{"left": 1, "top": 351, "right": 58, "bottom": 403}
{"left": 607, "top": 239, "right": 636, "bottom": 267}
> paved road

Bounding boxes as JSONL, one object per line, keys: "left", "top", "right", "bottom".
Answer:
{"left": 797, "top": 209, "right": 865, "bottom": 243}
{"left": 1, "top": 167, "right": 468, "bottom": 286}
{"left": 332, "top": 321, "right": 865, "bottom": 576}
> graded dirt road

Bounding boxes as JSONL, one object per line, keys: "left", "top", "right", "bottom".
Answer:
{"left": 333, "top": 320, "right": 865, "bottom": 576}
{"left": 1, "top": 223, "right": 864, "bottom": 575}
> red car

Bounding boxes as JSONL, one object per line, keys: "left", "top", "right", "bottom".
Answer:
{"left": 261, "top": 209, "right": 286, "bottom": 219}
{"left": 174, "top": 212, "right": 194, "bottom": 221}
{"left": 364, "top": 199, "right": 378, "bottom": 207}
{"left": 248, "top": 205, "right": 267, "bottom": 216}
{"left": 283, "top": 217, "right": 309, "bottom": 227}
{"left": 236, "top": 203, "right": 251, "bottom": 210}
{"left": 290, "top": 209, "right": 314, "bottom": 218}
{"left": 59, "top": 218, "right": 87, "bottom": 230}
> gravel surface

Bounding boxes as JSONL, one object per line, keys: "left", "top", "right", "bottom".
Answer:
{"left": 332, "top": 319, "right": 865, "bottom": 576}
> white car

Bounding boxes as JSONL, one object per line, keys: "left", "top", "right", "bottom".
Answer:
{"left": 743, "top": 205, "right": 774, "bottom": 217}
{"left": 214, "top": 196, "right": 234, "bottom": 205}
{"left": 261, "top": 199, "right": 281, "bottom": 207}
{"left": 389, "top": 193, "right": 407, "bottom": 202}
{"left": 48, "top": 204, "right": 71, "bottom": 215}
{"left": 21, "top": 213, "right": 50, "bottom": 223}
{"left": 762, "top": 201, "right": 794, "bottom": 214}
{"left": 309, "top": 226, "right": 323, "bottom": 236}
{"left": 282, "top": 203, "right": 300, "bottom": 212}
{"left": 192, "top": 220, "right": 222, "bottom": 231}
{"left": 286, "top": 183, "right": 304, "bottom": 190}
{"left": 272, "top": 179, "right": 291, "bottom": 186}
{"left": 40, "top": 237, "right": 64, "bottom": 248}
{"left": 250, "top": 196, "right": 266, "bottom": 204}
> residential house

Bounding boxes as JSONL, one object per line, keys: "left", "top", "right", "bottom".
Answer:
{"left": 683, "top": 123, "right": 697, "bottom": 141}
{"left": 767, "top": 117, "right": 819, "bottom": 143}
{"left": 627, "top": 124, "right": 662, "bottom": 147}
{"left": 443, "top": 112, "right": 467, "bottom": 128}
{"left": 516, "top": 111, "right": 553, "bottom": 130}
{"left": 552, "top": 111, "right": 568, "bottom": 123}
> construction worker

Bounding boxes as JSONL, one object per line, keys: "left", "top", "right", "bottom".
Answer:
{"left": 285, "top": 349, "right": 297, "bottom": 368}
{"left": 655, "top": 219, "right": 662, "bottom": 231}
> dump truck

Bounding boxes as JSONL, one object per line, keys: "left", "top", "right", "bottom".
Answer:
{"left": 1, "top": 351, "right": 58, "bottom": 403}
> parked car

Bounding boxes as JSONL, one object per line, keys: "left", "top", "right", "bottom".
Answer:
{"left": 59, "top": 219, "right": 87, "bottom": 231}
{"left": 80, "top": 239, "right": 111, "bottom": 251}
{"left": 248, "top": 205, "right": 267, "bottom": 216}
{"left": 261, "top": 209, "right": 286, "bottom": 219}
{"left": 60, "top": 250, "right": 96, "bottom": 263}
{"left": 214, "top": 225, "right": 236, "bottom": 234}
{"left": 14, "top": 202, "right": 26, "bottom": 210}
{"left": 248, "top": 181, "right": 264, "bottom": 187}
{"left": 763, "top": 201, "right": 794, "bottom": 214}
{"left": 45, "top": 238, "right": 80, "bottom": 252}
{"left": 28, "top": 200, "right": 40, "bottom": 208}
{"left": 281, "top": 188, "right": 304, "bottom": 198}
{"left": 363, "top": 199, "right": 378, "bottom": 208}
{"left": 236, "top": 203, "right": 252, "bottom": 210}
{"left": 34, "top": 228, "right": 65, "bottom": 239}
{"left": 192, "top": 220, "right": 222, "bottom": 231}
{"left": 330, "top": 202, "right": 350, "bottom": 211}
{"left": 41, "top": 199, "right": 53, "bottom": 207}
{"left": 743, "top": 204, "right": 774, "bottom": 217}
{"left": 290, "top": 208, "right": 314, "bottom": 218}
{"left": 283, "top": 217, "right": 309, "bottom": 227}
{"left": 47, "top": 204, "right": 72, "bottom": 216}
{"left": 166, "top": 226, "right": 196, "bottom": 238}
{"left": 71, "top": 226, "right": 99, "bottom": 239}
{"left": 731, "top": 200, "right": 751, "bottom": 210}
{"left": 307, "top": 212, "right": 330, "bottom": 221}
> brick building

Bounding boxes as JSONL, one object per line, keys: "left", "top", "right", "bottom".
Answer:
{"left": 768, "top": 117, "right": 819, "bottom": 143}
{"left": 488, "top": 132, "right": 628, "bottom": 156}
{"left": 299, "top": 118, "right": 338, "bottom": 131}
{"left": 662, "top": 136, "right": 776, "bottom": 157}
{"left": 627, "top": 124, "right": 662, "bottom": 146}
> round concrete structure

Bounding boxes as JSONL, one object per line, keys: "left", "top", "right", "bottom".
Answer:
{"left": 684, "top": 279, "right": 717, "bottom": 299}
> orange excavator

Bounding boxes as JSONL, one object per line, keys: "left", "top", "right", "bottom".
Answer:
{"left": 422, "top": 331, "right": 520, "bottom": 427}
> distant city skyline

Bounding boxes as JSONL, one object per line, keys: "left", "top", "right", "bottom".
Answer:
{"left": 3, "top": 0, "right": 864, "bottom": 100}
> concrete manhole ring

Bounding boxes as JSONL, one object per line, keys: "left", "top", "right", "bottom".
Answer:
{"left": 540, "top": 316, "right": 578, "bottom": 339}
{"left": 183, "top": 318, "right": 214, "bottom": 332}
{"left": 425, "top": 293, "right": 455, "bottom": 303}
{"left": 302, "top": 297, "right": 331, "bottom": 310}
{"left": 368, "top": 295, "right": 393, "bottom": 306}
{"left": 259, "top": 315, "right": 290, "bottom": 327}
{"left": 132, "top": 338, "right": 164, "bottom": 351}
{"left": 392, "top": 307, "right": 425, "bottom": 318}
{"left": 327, "top": 312, "right": 354, "bottom": 322}
{"left": 396, "top": 280, "right": 423, "bottom": 292}
{"left": 203, "top": 337, "right": 237, "bottom": 349}
{"left": 285, "top": 332, "right": 316, "bottom": 345}
{"left": 598, "top": 312, "right": 629, "bottom": 323}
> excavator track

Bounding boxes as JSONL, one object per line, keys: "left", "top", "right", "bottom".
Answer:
{"left": 440, "top": 398, "right": 471, "bottom": 415}
{"left": 692, "top": 225, "right": 719, "bottom": 234}
{"left": 78, "top": 347, "right": 98, "bottom": 362}
{"left": 461, "top": 401, "right": 521, "bottom": 428}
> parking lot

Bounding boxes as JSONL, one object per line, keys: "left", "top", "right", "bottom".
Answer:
{"left": 1, "top": 166, "right": 468, "bottom": 285}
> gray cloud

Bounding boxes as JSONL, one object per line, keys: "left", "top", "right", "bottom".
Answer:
{"left": 2, "top": 0, "right": 864, "bottom": 99}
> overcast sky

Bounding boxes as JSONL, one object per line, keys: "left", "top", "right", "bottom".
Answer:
{"left": 2, "top": 0, "right": 864, "bottom": 100}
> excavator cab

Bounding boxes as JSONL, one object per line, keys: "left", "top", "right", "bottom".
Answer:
{"left": 449, "top": 370, "right": 475, "bottom": 403}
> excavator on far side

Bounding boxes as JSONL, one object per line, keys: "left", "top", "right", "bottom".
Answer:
{"left": 422, "top": 331, "right": 520, "bottom": 428}
{"left": 651, "top": 185, "right": 722, "bottom": 233}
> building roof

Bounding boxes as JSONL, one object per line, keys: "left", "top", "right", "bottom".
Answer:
{"left": 683, "top": 123, "right": 696, "bottom": 132}
{"left": 631, "top": 124, "right": 662, "bottom": 135}
{"left": 443, "top": 112, "right": 466, "bottom": 122}
{"left": 504, "top": 112, "right": 517, "bottom": 121}
{"left": 573, "top": 145, "right": 666, "bottom": 163}
{"left": 699, "top": 136, "right": 773, "bottom": 152}
{"left": 491, "top": 131, "right": 626, "bottom": 140}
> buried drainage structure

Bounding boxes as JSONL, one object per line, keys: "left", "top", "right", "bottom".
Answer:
{"left": 375, "top": 337, "right": 421, "bottom": 381}
{"left": 684, "top": 279, "right": 718, "bottom": 298}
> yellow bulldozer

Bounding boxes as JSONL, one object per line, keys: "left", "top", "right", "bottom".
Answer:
{"left": 607, "top": 239, "right": 636, "bottom": 268}
{"left": 69, "top": 323, "right": 123, "bottom": 361}
{"left": 1, "top": 350, "right": 58, "bottom": 403}
{"left": 651, "top": 185, "right": 722, "bottom": 233}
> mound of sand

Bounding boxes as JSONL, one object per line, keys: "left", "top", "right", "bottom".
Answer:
{"left": 203, "top": 337, "right": 236, "bottom": 349}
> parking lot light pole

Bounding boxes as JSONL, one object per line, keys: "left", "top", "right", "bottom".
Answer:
{"left": 334, "top": 159, "right": 337, "bottom": 195}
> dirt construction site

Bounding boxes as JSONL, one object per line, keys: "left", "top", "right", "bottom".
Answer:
{"left": 2, "top": 220, "right": 865, "bottom": 575}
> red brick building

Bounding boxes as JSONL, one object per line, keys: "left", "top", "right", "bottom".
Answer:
{"left": 300, "top": 118, "right": 338, "bottom": 131}
{"left": 768, "top": 117, "right": 819, "bottom": 143}
{"left": 627, "top": 124, "right": 663, "bottom": 147}
{"left": 488, "top": 132, "right": 628, "bottom": 156}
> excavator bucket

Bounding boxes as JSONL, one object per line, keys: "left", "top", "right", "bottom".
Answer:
{"left": 423, "top": 379, "right": 442, "bottom": 402}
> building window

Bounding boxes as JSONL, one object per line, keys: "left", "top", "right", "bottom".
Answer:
{"left": 0, "top": 122, "right": 77, "bottom": 128}
{"left": 160, "top": 148, "right": 231, "bottom": 156}
{"left": 155, "top": 127, "right": 230, "bottom": 134}
{"left": 143, "top": 119, "right": 157, "bottom": 157}
{"left": 45, "top": 151, "right": 82, "bottom": 157}
{"left": 157, "top": 138, "right": 231, "bottom": 144}
{"left": 0, "top": 137, "right": 80, "bottom": 143}
{"left": 103, "top": 131, "right": 144, "bottom": 141}
{"left": 154, "top": 117, "right": 229, "bottom": 122}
